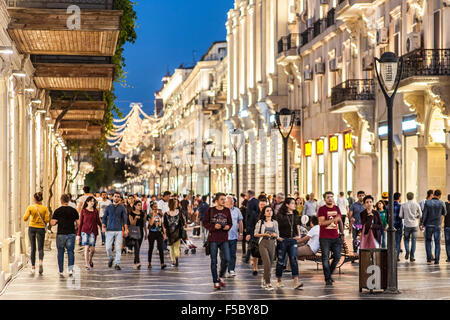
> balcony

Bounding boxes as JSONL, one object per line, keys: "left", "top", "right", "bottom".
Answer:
{"left": 399, "top": 49, "right": 450, "bottom": 91}
{"left": 299, "top": 9, "right": 335, "bottom": 48}
{"left": 336, "top": 0, "right": 374, "bottom": 20}
{"left": 277, "top": 33, "right": 300, "bottom": 55}
{"left": 330, "top": 79, "right": 375, "bottom": 112}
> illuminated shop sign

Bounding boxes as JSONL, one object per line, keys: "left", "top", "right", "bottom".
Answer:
{"left": 305, "top": 142, "right": 312, "bottom": 157}
{"left": 329, "top": 136, "right": 338, "bottom": 152}
{"left": 316, "top": 139, "right": 324, "bottom": 155}
{"left": 378, "top": 121, "right": 388, "bottom": 140}
{"left": 402, "top": 114, "right": 418, "bottom": 136}
{"left": 344, "top": 132, "right": 353, "bottom": 149}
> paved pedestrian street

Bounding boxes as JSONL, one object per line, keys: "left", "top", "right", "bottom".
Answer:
{"left": 1, "top": 235, "right": 450, "bottom": 300}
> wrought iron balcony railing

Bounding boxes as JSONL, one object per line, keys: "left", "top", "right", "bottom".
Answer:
{"left": 277, "top": 33, "right": 300, "bottom": 54}
{"left": 326, "top": 8, "right": 335, "bottom": 28}
{"left": 300, "top": 9, "right": 335, "bottom": 48}
{"left": 331, "top": 79, "right": 375, "bottom": 106}
{"left": 401, "top": 49, "right": 450, "bottom": 79}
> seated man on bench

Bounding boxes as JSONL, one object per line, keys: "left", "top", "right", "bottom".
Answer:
{"left": 298, "top": 216, "right": 320, "bottom": 257}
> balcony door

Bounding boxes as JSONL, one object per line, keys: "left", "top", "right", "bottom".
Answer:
{"left": 434, "top": 10, "right": 441, "bottom": 49}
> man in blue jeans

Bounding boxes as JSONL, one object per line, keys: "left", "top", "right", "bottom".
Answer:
{"left": 444, "top": 194, "right": 450, "bottom": 262}
{"left": 203, "top": 193, "right": 232, "bottom": 289}
{"left": 420, "top": 189, "right": 447, "bottom": 264}
{"left": 51, "top": 194, "right": 79, "bottom": 277}
{"left": 225, "top": 195, "right": 243, "bottom": 277}
{"left": 393, "top": 193, "right": 403, "bottom": 261}
{"left": 318, "top": 191, "right": 343, "bottom": 286}
{"left": 102, "top": 192, "right": 129, "bottom": 270}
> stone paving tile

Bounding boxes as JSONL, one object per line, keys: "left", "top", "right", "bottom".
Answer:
{"left": 1, "top": 235, "right": 450, "bottom": 300}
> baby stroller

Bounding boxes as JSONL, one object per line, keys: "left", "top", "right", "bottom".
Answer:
{"left": 181, "top": 238, "right": 197, "bottom": 255}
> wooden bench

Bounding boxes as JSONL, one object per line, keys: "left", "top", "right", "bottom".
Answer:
{"left": 298, "top": 239, "right": 359, "bottom": 274}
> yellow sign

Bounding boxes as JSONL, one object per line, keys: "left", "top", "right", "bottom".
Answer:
{"left": 305, "top": 142, "right": 312, "bottom": 157}
{"left": 316, "top": 139, "right": 324, "bottom": 155}
{"left": 344, "top": 132, "right": 353, "bottom": 149}
{"left": 329, "top": 136, "right": 338, "bottom": 152}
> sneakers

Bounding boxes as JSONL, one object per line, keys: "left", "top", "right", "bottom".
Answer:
{"left": 108, "top": 259, "right": 113, "bottom": 268}
{"left": 90, "top": 261, "right": 94, "bottom": 268}
{"left": 261, "top": 280, "right": 266, "bottom": 288}
{"left": 405, "top": 252, "right": 409, "bottom": 260}
{"left": 410, "top": 258, "right": 416, "bottom": 262}
{"left": 161, "top": 264, "right": 167, "bottom": 270}
{"left": 219, "top": 278, "right": 226, "bottom": 287}
{"left": 276, "top": 281, "right": 284, "bottom": 288}
{"left": 148, "top": 264, "right": 152, "bottom": 269}
{"left": 326, "top": 279, "right": 333, "bottom": 286}
{"left": 59, "top": 272, "right": 64, "bottom": 278}
{"left": 38, "top": 265, "right": 43, "bottom": 275}
{"left": 294, "top": 282, "right": 304, "bottom": 290}
{"left": 30, "top": 267, "right": 35, "bottom": 275}
{"left": 214, "top": 283, "right": 221, "bottom": 290}
{"left": 114, "top": 265, "right": 121, "bottom": 270}
{"left": 265, "top": 284, "right": 274, "bottom": 291}
{"left": 68, "top": 270, "right": 73, "bottom": 277}
{"left": 229, "top": 270, "right": 236, "bottom": 277}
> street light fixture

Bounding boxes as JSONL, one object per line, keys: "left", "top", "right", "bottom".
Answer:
{"left": 157, "top": 164, "right": 163, "bottom": 195}
{"left": 203, "top": 139, "right": 215, "bottom": 204}
{"left": 173, "top": 154, "right": 182, "bottom": 195}
{"left": 230, "top": 128, "right": 245, "bottom": 203}
{"left": 275, "top": 108, "right": 295, "bottom": 197}
{"left": 374, "top": 51, "right": 403, "bottom": 294}
{"left": 186, "top": 150, "right": 195, "bottom": 196}
{"left": 165, "top": 161, "right": 172, "bottom": 192}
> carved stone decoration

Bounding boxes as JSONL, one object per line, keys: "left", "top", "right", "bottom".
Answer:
{"left": 430, "top": 85, "right": 450, "bottom": 117}
{"left": 0, "top": 56, "right": 11, "bottom": 78}
{"left": 342, "top": 111, "right": 363, "bottom": 138}
{"left": 358, "top": 105, "right": 375, "bottom": 133}
{"left": 404, "top": 93, "right": 426, "bottom": 124}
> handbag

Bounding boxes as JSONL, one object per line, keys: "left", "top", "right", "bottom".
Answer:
{"left": 34, "top": 205, "right": 48, "bottom": 232}
{"left": 249, "top": 221, "right": 263, "bottom": 259}
{"left": 203, "top": 231, "right": 211, "bottom": 256}
{"left": 128, "top": 225, "right": 141, "bottom": 240}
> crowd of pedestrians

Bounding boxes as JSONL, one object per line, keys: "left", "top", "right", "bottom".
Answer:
{"left": 22, "top": 185, "right": 449, "bottom": 292}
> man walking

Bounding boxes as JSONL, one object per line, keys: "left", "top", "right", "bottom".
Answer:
{"left": 203, "top": 193, "right": 232, "bottom": 289}
{"left": 225, "top": 195, "right": 243, "bottom": 277}
{"left": 445, "top": 194, "right": 450, "bottom": 262}
{"left": 157, "top": 191, "right": 171, "bottom": 214}
{"left": 420, "top": 189, "right": 435, "bottom": 257}
{"left": 349, "top": 191, "right": 365, "bottom": 253}
{"left": 198, "top": 195, "right": 210, "bottom": 243}
{"left": 420, "top": 190, "right": 447, "bottom": 264}
{"left": 318, "top": 192, "right": 343, "bottom": 286}
{"left": 393, "top": 192, "right": 403, "bottom": 261}
{"left": 399, "top": 192, "right": 422, "bottom": 262}
{"left": 98, "top": 191, "right": 111, "bottom": 245}
{"left": 303, "top": 193, "right": 318, "bottom": 224}
{"left": 102, "top": 192, "right": 129, "bottom": 270}
{"left": 51, "top": 194, "right": 79, "bottom": 277}
{"left": 245, "top": 190, "right": 259, "bottom": 264}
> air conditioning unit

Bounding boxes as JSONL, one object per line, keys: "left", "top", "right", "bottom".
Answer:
{"left": 406, "top": 32, "right": 421, "bottom": 52}
{"left": 307, "top": 18, "right": 314, "bottom": 29}
{"left": 377, "top": 27, "right": 388, "bottom": 46}
{"left": 320, "top": 0, "right": 329, "bottom": 5}
{"left": 304, "top": 69, "right": 313, "bottom": 81}
{"left": 362, "top": 53, "right": 374, "bottom": 71}
{"left": 315, "top": 62, "right": 325, "bottom": 74}
{"left": 329, "top": 58, "right": 339, "bottom": 72}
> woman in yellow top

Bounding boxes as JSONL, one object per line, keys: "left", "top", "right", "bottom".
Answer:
{"left": 23, "top": 192, "right": 50, "bottom": 275}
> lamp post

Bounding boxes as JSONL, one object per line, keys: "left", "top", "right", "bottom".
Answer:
{"left": 157, "top": 164, "right": 164, "bottom": 195}
{"left": 275, "top": 108, "right": 295, "bottom": 197}
{"left": 165, "top": 161, "right": 172, "bottom": 192}
{"left": 374, "top": 51, "right": 403, "bottom": 294}
{"left": 203, "top": 139, "right": 215, "bottom": 204}
{"left": 230, "top": 128, "right": 245, "bottom": 203}
{"left": 173, "top": 155, "right": 181, "bottom": 196}
{"left": 186, "top": 151, "right": 195, "bottom": 196}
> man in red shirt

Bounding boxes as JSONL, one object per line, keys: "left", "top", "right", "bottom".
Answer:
{"left": 203, "top": 192, "right": 232, "bottom": 289}
{"left": 318, "top": 191, "right": 344, "bottom": 286}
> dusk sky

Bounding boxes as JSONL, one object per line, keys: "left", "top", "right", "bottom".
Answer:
{"left": 114, "top": 0, "right": 234, "bottom": 117}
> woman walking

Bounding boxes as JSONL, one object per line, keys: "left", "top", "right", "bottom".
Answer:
{"left": 23, "top": 192, "right": 50, "bottom": 275}
{"left": 254, "top": 206, "right": 279, "bottom": 291}
{"left": 78, "top": 196, "right": 102, "bottom": 270}
{"left": 163, "top": 199, "right": 185, "bottom": 267}
{"left": 147, "top": 202, "right": 166, "bottom": 269}
{"left": 360, "top": 195, "right": 382, "bottom": 249}
{"left": 129, "top": 200, "right": 147, "bottom": 269}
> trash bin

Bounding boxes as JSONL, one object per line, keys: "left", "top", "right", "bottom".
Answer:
{"left": 359, "top": 248, "right": 387, "bottom": 293}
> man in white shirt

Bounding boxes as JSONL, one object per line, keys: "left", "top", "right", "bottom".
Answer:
{"left": 98, "top": 191, "right": 112, "bottom": 245}
{"left": 336, "top": 192, "right": 349, "bottom": 231}
{"left": 400, "top": 192, "right": 422, "bottom": 262}
{"left": 157, "top": 191, "right": 171, "bottom": 214}
{"left": 303, "top": 193, "right": 319, "bottom": 219}
{"left": 298, "top": 216, "right": 320, "bottom": 257}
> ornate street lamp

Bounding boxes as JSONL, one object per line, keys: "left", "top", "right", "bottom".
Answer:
{"left": 157, "top": 164, "right": 163, "bottom": 195}
{"left": 203, "top": 139, "right": 215, "bottom": 204}
{"left": 165, "top": 161, "right": 172, "bottom": 192}
{"left": 275, "top": 108, "right": 295, "bottom": 197}
{"left": 173, "top": 154, "right": 182, "bottom": 196}
{"left": 186, "top": 150, "right": 195, "bottom": 196}
{"left": 374, "top": 51, "right": 403, "bottom": 294}
{"left": 230, "top": 128, "right": 245, "bottom": 204}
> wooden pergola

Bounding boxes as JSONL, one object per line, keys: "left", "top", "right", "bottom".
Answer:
{"left": 7, "top": 1, "right": 122, "bottom": 152}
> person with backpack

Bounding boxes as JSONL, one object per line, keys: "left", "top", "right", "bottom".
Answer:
{"left": 23, "top": 192, "right": 50, "bottom": 275}
{"left": 163, "top": 198, "right": 185, "bottom": 267}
